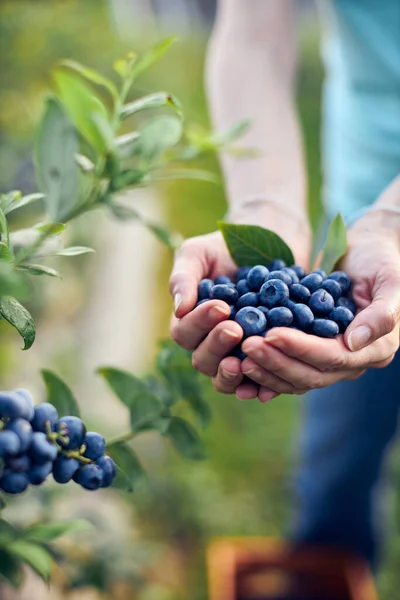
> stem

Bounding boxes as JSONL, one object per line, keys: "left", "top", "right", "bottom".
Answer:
{"left": 106, "top": 430, "right": 135, "bottom": 446}
{"left": 0, "top": 209, "right": 10, "bottom": 248}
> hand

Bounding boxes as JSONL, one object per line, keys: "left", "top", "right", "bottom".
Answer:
{"left": 237, "top": 220, "right": 400, "bottom": 403}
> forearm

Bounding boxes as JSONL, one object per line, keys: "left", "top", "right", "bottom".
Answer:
{"left": 206, "top": 0, "right": 308, "bottom": 229}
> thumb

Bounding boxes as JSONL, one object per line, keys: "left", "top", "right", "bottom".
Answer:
{"left": 169, "top": 240, "right": 206, "bottom": 318}
{"left": 345, "top": 275, "right": 400, "bottom": 351}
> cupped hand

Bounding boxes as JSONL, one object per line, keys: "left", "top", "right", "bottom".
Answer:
{"left": 237, "top": 225, "right": 400, "bottom": 403}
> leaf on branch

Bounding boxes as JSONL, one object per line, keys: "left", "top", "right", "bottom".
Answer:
{"left": 0, "top": 191, "right": 22, "bottom": 212}
{"left": 167, "top": 417, "right": 206, "bottom": 460}
{"left": 212, "top": 119, "right": 251, "bottom": 146}
{"left": 75, "top": 154, "right": 95, "bottom": 173}
{"left": 0, "top": 549, "right": 24, "bottom": 588}
{"left": 138, "top": 115, "right": 183, "bottom": 161}
{"left": 34, "top": 222, "right": 66, "bottom": 235}
{"left": 318, "top": 213, "right": 348, "bottom": 274}
{"left": 57, "top": 59, "right": 119, "bottom": 111}
{"left": 9, "top": 540, "right": 53, "bottom": 583}
{"left": 56, "top": 246, "right": 94, "bottom": 257}
{"left": 24, "top": 519, "right": 92, "bottom": 543}
{"left": 111, "top": 169, "right": 145, "bottom": 191}
{"left": 120, "top": 92, "right": 183, "bottom": 120}
{"left": 128, "top": 37, "right": 176, "bottom": 83}
{"left": 0, "top": 243, "right": 11, "bottom": 262}
{"left": 148, "top": 168, "right": 219, "bottom": 185}
{"left": 218, "top": 222, "right": 295, "bottom": 267}
{"left": 0, "top": 297, "right": 36, "bottom": 350}
{"left": 106, "top": 441, "right": 145, "bottom": 492}
{"left": 41, "top": 370, "right": 81, "bottom": 418}
{"left": 115, "top": 131, "right": 140, "bottom": 160}
{"left": 16, "top": 264, "right": 61, "bottom": 278}
{"left": 4, "top": 193, "right": 45, "bottom": 216}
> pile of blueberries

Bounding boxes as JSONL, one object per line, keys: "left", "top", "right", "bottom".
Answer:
{"left": 0, "top": 389, "right": 116, "bottom": 495}
{"left": 197, "top": 260, "right": 356, "bottom": 359}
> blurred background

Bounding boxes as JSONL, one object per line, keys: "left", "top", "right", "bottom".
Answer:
{"left": 1, "top": 1, "right": 400, "bottom": 599}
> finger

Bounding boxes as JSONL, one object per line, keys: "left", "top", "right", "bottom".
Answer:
{"left": 258, "top": 388, "right": 280, "bottom": 403}
{"left": 170, "top": 301, "right": 230, "bottom": 350}
{"left": 192, "top": 321, "right": 243, "bottom": 376}
{"left": 235, "top": 378, "right": 259, "bottom": 401}
{"left": 242, "top": 358, "right": 309, "bottom": 394}
{"left": 345, "top": 273, "right": 400, "bottom": 351}
{"left": 169, "top": 240, "right": 207, "bottom": 318}
{"left": 212, "top": 357, "right": 244, "bottom": 394}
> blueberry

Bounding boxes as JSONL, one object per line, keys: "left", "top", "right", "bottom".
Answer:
{"left": 214, "top": 275, "right": 232, "bottom": 285}
{"left": 96, "top": 455, "right": 117, "bottom": 488}
{"left": 259, "top": 279, "right": 289, "bottom": 308}
{"left": 196, "top": 299, "right": 210, "bottom": 307}
{"left": 236, "top": 292, "right": 259, "bottom": 310}
{"left": 228, "top": 305, "right": 237, "bottom": 320}
{"left": 231, "top": 345, "right": 247, "bottom": 361}
{"left": 236, "top": 266, "right": 251, "bottom": 281}
{"left": 257, "top": 306, "right": 270, "bottom": 319}
{"left": 337, "top": 296, "right": 357, "bottom": 315}
{"left": 247, "top": 266, "right": 269, "bottom": 291}
{"left": 328, "top": 271, "right": 352, "bottom": 295}
{"left": 5, "top": 454, "right": 31, "bottom": 473}
{"left": 53, "top": 456, "right": 80, "bottom": 484}
{"left": 210, "top": 284, "right": 238, "bottom": 304}
{"left": 309, "top": 289, "right": 335, "bottom": 316}
{"left": 281, "top": 298, "right": 297, "bottom": 311}
{"left": 5, "top": 419, "right": 32, "bottom": 453}
{"left": 290, "top": 265, "right": 306, "bottom": 279}
{"left": 321, "top": 279, "right": 342, "bottom": 302}
{"left": 0, "top": 472, "right": 29, "bottom": 494}
{"left": 292, "top": 303, "right": 314, "bottom": 331}
{"left": 312, "top": 319, "right": 339, "bottom": 338}
{"left": 29, "top": 432, "right": 57, "bottom": 463}
{"left": 289, "top": 283, "right": 311, "bottom": 303}
{"left": 55, "top": 416, "right": 86, "bottom": 450}
{"left": 313, "top": 269, "right": 327, "bottom": 280}
{"left": 0, "top": 391, "right": 33, "bottom": 421}
{"left": 197, "top": 279, "right": 213, "bottom": 301}
{"left": 269, "top": 259, "right": 286, "bottom": 270}
{"left": 83, "top": 432, "right": 106, "bottom": 461}
{"left": 74, "top": 464, "right": 104, "bottom": 491}
{"left": 300, "top": 273, "right": 324, "bottom": 293}
{"left": 235, "top": 307, "right": 267, "bottom": 338}
{"left": 265, "top": 270, "right": 293, "bottom": 286}
{"left": 329, "top": 306, "right": 354, "bottom": 333}
{"left": 27, "top": 461, "right": 53, "bottom": 486}
{"left": 30, "top": 403, "right": 59, "bottom": 434}
{"left": 282, "top": 268, "right": 299, "bottom": 284}
{"left": 0, "top": 431, "right": 21, "bottom": 457}
{"left": 267, "top": 307, "right": 293, "bottom": 328}
{"left": 236, "top": 280, "right": 250, "bottom": 296}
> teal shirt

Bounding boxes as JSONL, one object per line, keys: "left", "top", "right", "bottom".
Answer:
{"left": 322, "top": 0, "right": 400, "bottom": 220}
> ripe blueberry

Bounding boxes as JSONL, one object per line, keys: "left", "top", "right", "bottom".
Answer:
{"left": 214, "top": 275, "right": 232, "bottom": 285}
{"left": 14, "top": 389, "right": 34, "bottom": 421}
{"left": 329, "top": 306, "right": 354, "bottom": 333}
{"left": 312, "top": 319, "right": 339, "bottom": 338}
{"left": 290, "top": 265, "right": 306, "bottom": 279}
{"left": 5, "top": 419, "right": 32, "bottom": 453}
{"left": 197, "top": 279, "right": 213, "bottom": 301}
{"left": 309, "top": 289, "right": 335, "bottom": 316}
{"left": 236, "top": 279, "right": 250, "bottom": 296}
{"left": 235, "top": 307, "right": 267, "bottom": 338}
{"left": 265, "top": 270, "right": 293, "bottom": 286}
{"left": 29, "top": 432, "right": 57, "bottom": 463}
{"left": 292, "top": 303, "right": 314, "bottom": 331}
{"left": 236, "top": 292, "right": 259, "bottom": 310}
{"left": 328, "top": 271, "right": 351, "bottom": 295}
{"left": 300, "top": 273, "right": 324, "bottom": 293}
{"left": 247, "top": 266, "right": 269, "bottom": 291}
{"left": 83, "top": 432, "right": 106, "bottom": 461}
{"left": 281, "top": 267, "right": 300, "bottom": 283}
{"left": 289, "top": 283, "right": 311, "bottom": 303}
{"left": 0, "top": 431, "right": 21, "bottom": 457}
{"left": 55, "top": 416, "right": 86, "bottom": 450}
{"left": 269, "top": 259, "right": 286, "bottom": 270}
{"left": 267, "top": 307, "right": 293, "bottom": 328}
{"left": 6, "top": 454, "right": 31, "bottom": 473}
{"left": 31, "top": 403, "right": 59, "bottom": 433}
{"left": 232, "top": 345, "right": 247, "bottom": 361}
{"left": 321, "top": 279, "right": 342, "bottom": 302}
{"left": 0, "top": 472, "right": 29, "bottom": 494}
{"left": 27, "top": 461, "right": 53, "bottom": 486}
{"left": 313, "top": 269, "right": 327, "bottom": 280}
{"left": 259, "top": 279, "right": 289, "bottom": 308}
{"left": 337, "top": 296, "right": 357, "bottom": 315}
{"left": 257, "top": 306, "right": 269, "bottom": 319}
{"left": 0, "top": 391, "right": 33, "bottom": 421}
{"left": 74, "top": 464, "right": 104, "bottom": 491}
{"left": 210, "top": 284, "right": 238, "bottom": 304}
{"left": 96, "top": 455, "right": 117, "bottom": 488}
{"left": 229, "top": 305, "right": 237, "bottom": 320}
{"left": 236, "top": 266, "right": 251, "bottom": 281}
{"left": 53, "top": 456, "right": 80, "bottom": 484}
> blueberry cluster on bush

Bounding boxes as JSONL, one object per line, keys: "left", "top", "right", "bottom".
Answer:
{"left": 0, "top": 390, "right": 116, "bottom": 494}
{"left": 196, "top": 260, "right": 355, "bottom": 358}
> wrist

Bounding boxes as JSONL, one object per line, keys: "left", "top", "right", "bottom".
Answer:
{"left": 349, "top": 208, "right": 400, "bottom": 250}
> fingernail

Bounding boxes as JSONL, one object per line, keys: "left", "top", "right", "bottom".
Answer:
{"left": 264, "top": 335, "right": 279, "bottom": 345}
{"left": 219, "top": 329, "right": 239, "bottom": 344}
{"left": 348, "top": 326, "right": 372, "bottom": 351}
{"left": 221, "top": 368, "right": 237, "bottom": 380}
{"left": 174, "top": 293, "right": 182, "bottom": 314}
{"left": 210, "top": 305, "right": 230, "bottom": 319}
{"left": 259, "top": 390, "right": 277, "bottom": 404}
{"left": 244, "top": 367, "right": 262, "bottom": 378}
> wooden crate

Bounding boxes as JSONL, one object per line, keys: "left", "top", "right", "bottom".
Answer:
{"left": 207, "top": 537, "right": 378, "bottom": 600}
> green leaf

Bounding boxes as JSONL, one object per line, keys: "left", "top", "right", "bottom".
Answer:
{"left": 139, "top": 115, "right": 183, "bottom": 161}
{"left": 9, "top": 540, "right": 53, "bottom": 582}
{"left": 0, "top": 242, "right": 11, "bottom": 261}
{"left": 106, "top": 442, "right": 145, "bottom": 492}
{"left": 0, "top": 519, "right": 18, "bottom": 545}
{"left": 113, "top": 52, "right": 137, "bottom": 79}
{"left": 109, "top": 203, "right": 139, "bottom": 220}
{"left": 120, "top": 92, "right": 182, "bottom": 120}
{"left": 0, "top": 297, "right": 36, "bottom": 350}
{"left": 212, "top": 119, "right": 251, "bottom": 146}
{"left": 0, "top": 549, "right": 24, "bottom": 588}
{"left": 0, "top": 263, "right": 28, "bottom": 298}
{"left": 58, "top": 59, "right": 119, "bottom": 109}
{"left": 0, "top": 497, "right": 6, "bottom": 511}
{"left": 167, "top": 417, "right": 206, "bottom": 460}
{"left": 34, "top": 222, "right": 66, "bottom": 235}
{"left": 16, "top": 264, "right": 61, "bottom": 278}
{"left": 53, "top": 69, "right": 113, "bottom": 154}
{"left": 75, "top": 154, "right": 95, "bottom": 173}
{"left": 34, "top": 97, "right": 80, "bottom": 222}
{"left": 128, "top": 37, "right": 176, "bottom": 83}
{"left": 56, "top": 246, "right": 94, "bottom": 257}
{"left": 0, "top": 190, "right": 22, "bottom": 212}
{"left": 319, "top": 213, "right": 348, "bottom": 274}
{"left": 25, "top": 519, "right": 92, "bottom": 543}
{"left": 98, "top": 367, "right": 163, "bottom": 432}
{"left": 3, "top": 193, "right": 45, "bottom": 216}
{"left": 115, "top": 131, "right": 140, "bottom": 160}
{"left": 218, "top": 222, "right": 294, "bottom": 267}
{"left": 149, "top": 168, "right": 219, "bottom": 184}
{"left": 140, "top": 219, "right": 182, "bottom": 250}
{"left": 41, "top": 370, "right": 81, "bottom": 418}
{"left": 111, "top": 169, "right": 145, "bottom": 192}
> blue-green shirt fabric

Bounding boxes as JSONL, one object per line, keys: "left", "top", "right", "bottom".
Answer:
{"left": 322, "top": 0, "right": 400, "bottom": 220}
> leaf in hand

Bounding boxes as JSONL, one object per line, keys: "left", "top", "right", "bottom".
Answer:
{"left": 318, "top": 213, "right": 348, "bottom": 274}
